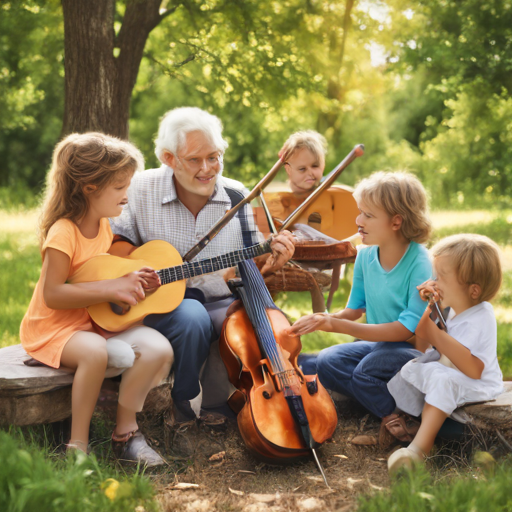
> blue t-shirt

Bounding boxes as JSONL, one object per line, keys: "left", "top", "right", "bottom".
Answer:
{"left": 346, "top": 242, "right": 432, "bottom": 334}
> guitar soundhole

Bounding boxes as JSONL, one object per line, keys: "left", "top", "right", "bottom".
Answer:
{"left": 109, "top": 302, "right": 129, "bottom": 316}
{"left": 308, "top": 212, "right": 321, "bottom": 229}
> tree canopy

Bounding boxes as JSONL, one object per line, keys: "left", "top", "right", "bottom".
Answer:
{"left": 1, "top": 0, "right": 510, "bottom": 208}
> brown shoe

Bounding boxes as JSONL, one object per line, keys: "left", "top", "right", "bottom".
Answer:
{"left": 379, "top": 413, "right": 420, "bottom": 446}
{"left": 112, "top": 429, "right": 166, "bottom": 467}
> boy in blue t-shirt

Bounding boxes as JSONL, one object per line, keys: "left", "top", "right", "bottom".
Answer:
{"left": 289, "top": 171, "right": 432, "bottom": 436}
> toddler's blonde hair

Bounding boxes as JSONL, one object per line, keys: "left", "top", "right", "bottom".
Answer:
{"left": 353, "top": 171, "right": 432, "bottom": 243}
{"left": 431, "top": 234, "right": 502, "bottom": 302}
{"left": 39, "top": 132, "right": 144, "bottom": 248}
{"left": 280, "top": 130, "right": 327, "bottom": 165}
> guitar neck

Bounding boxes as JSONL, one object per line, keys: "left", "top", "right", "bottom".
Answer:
{"left": 157, "top": 240, "right": 271, "bottom": 285}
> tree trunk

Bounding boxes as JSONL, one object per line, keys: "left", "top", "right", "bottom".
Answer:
{"left": 61, "top": 0, "right": 163, "bottom": 139}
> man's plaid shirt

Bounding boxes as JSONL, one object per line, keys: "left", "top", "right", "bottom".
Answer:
{"left": 110, "top": 166, "right": 263, "bottom": 301}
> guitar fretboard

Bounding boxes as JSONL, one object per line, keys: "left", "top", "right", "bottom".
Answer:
{"left": 156, "top": 241, "right": 271, "bottom": 285}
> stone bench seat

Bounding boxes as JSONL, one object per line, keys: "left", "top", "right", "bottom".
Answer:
{"left": 1, "top": 343, "right": 512, "bottom": 430}
{"left": 0, "top": 344, "right": 125, "bottom": 425}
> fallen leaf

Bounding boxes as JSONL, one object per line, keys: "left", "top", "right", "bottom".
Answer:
{"left": 209, "top": 451, "right": 226, "bottom": 462}
{"left": 229, "top": 488, "right": 244, "bottom": 496}
{"left": 172, "top": 483, "right": 200, "bottom": 490}
{"left": 298, "top": 497, "right": 325, "bottom": 511}
{"left": 249, "top": 493, "right": 278, "bottom": 503}
{"left": 350, "top": 435, "right": 377, "bottom": 446}
{"left": 368, "top": 482, "right": 384, "bottom": 491}
{"left": 334, "top": 454, "right": 349, "bottom": 459}
{"left": 346, "top": 477, "right": 363, "bottom": 489}
{"left": 306, "top": 476, "right": 324, "bottom": 483}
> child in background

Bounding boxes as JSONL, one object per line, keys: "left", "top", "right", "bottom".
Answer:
{"left": 289, "top": 171, "right": 432, "bottom": 440}
{"left": 20, "top": 133, "right": 173, "bottom": 465}
{"left": 280, "top": 130, "right": 327, "bottom": 195}
{"left": 387, "top": 234, "right": 503, "bottom": 474}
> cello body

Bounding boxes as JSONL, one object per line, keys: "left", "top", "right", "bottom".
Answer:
{"left": 219, "top": 261, "right": 337, "bottom": 460}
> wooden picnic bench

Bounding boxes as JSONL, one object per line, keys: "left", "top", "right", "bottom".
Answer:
{"left": 2, "top": 344, "right": 512, "bottom": 432}
{"left": 0, "top": 344, "right": 152, "bottom": 425}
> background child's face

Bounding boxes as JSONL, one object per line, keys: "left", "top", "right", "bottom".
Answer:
{"left": 355, "top": 199, "right": 396, "bottom": 246}
{"left": 433, "top": 255, "right": 469, "bottom": 309}
{"left": 284, "top": 148, "right": 324, "bottom": 194}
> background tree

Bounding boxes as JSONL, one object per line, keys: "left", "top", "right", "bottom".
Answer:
{"left": 1, "top": 0, "right": 510, "bottom": 208}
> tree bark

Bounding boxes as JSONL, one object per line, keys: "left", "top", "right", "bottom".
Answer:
{"left": 61, "top": 0, "right": 164, "bottom": 139}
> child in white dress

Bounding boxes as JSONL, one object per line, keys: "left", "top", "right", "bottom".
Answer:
{"left": 387, "top": 233, "right": 503, "bottom": 474}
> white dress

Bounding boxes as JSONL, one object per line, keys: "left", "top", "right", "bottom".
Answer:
{"left": 388, "top": 302, "right": 503, "bottom": 416}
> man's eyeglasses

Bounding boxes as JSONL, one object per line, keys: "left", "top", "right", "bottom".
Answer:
{"left": 176, "top": 154, "right": 223, "bottom": 172}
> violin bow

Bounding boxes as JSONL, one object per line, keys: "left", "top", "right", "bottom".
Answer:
{"left": 279, "top": 144, "right": 365, "bottom": 232}
{"left": 183, "top": 157, "right": 284, "bottom": 262}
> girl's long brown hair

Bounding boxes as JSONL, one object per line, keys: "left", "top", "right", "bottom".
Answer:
{"left": 39, "top": 132, "right": 144, "bottom": 249}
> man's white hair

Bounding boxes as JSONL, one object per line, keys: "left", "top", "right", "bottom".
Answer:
{"left": 154, "top": 107, "right": 229, "bottom": 163}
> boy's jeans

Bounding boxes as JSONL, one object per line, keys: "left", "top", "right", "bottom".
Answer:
{"left": 300, "top": 341, "right": 421, "bottom": 418}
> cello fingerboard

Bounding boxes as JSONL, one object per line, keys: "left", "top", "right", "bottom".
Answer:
{"left": 156, "top": 241, "right": 271, "bottom": 285}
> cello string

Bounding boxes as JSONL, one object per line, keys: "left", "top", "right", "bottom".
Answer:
{"left": 238, "top": 261, "right": 285, "bottom": 374}
{"left": 238, "top": 261, "right": 296, "bottom": 387}
{"left": 237, "top": 261, "right": 284, "bottom": 373}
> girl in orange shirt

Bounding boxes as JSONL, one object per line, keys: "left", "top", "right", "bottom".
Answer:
{"left": 20, "top": 133, "right": 173, "bottom": 466}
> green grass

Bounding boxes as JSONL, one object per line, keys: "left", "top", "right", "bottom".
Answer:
{"left": 432, "top": 214, "right": 512, "bottom": 247}
{"left": 3, "top": 208, "right": 512, "bottom": 509}
{"left": 0, "top": 429, "right": 158, "bottom": 512}
{"left": 0, "top": 232, "right": 41, "bottom": 348}
{"left": 359, "top": 463, "right": 512, "bottom": 512}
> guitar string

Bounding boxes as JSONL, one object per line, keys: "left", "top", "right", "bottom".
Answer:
{"left": 156, "top": 241, "right": 269, "bottom": 285}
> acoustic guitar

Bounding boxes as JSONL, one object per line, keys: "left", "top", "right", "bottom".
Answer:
{"left": 69, "top": 239, "right": 271, "bottom": 332}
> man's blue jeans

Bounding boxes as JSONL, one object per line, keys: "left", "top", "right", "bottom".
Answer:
{"left": 313, "top": 341, "right": 421, "bottom": 418}
{"left": 144, "top": 299, "right": 215, "bottom": 403}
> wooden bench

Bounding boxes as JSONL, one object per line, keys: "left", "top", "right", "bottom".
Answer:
{"left": 1, "top": 344, "right": 129, "bottom": 425}
{"left": 2, "top": 344, "right": 512, "bottom": 431}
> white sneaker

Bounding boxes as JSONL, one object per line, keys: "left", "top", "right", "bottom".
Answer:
{"left": 387, "top": 447, "right": 424, "bottom": 475}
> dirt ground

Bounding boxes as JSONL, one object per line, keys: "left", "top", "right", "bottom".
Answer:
{"left": 137, "top": 398, "right": 400, "bottom": 512}
{"left": 103, "top": 383, "right": 503, "bottom": 512}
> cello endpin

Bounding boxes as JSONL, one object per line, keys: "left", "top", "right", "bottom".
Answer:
{"left": 311, "top": 448, "right": 330, "bottom": 489}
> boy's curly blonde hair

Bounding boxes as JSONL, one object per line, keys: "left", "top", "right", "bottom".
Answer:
{"left": 431, "top": 234, "right": 502, "bottom": 303}
{"left": 353, "top": 171, "right": 432, "bottom": 243}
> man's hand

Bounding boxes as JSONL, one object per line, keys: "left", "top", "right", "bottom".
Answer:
{"left": 260, "top": 231, "right": 295, "bottom": 275}
{"left": 285, "top": 313, "right": 333, "bottom": 336}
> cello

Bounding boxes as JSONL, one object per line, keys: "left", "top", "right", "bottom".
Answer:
{"left": 219, "top": 259, "right": 337, "bottom": 484}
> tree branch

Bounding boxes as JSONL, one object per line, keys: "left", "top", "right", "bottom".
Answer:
{"left": 159, "top": 4, "right": 179, "bottom": 23}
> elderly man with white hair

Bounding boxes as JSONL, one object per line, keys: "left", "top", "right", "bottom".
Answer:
{"left": 111, "top": 107, "right": 294, "bottom": 458}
